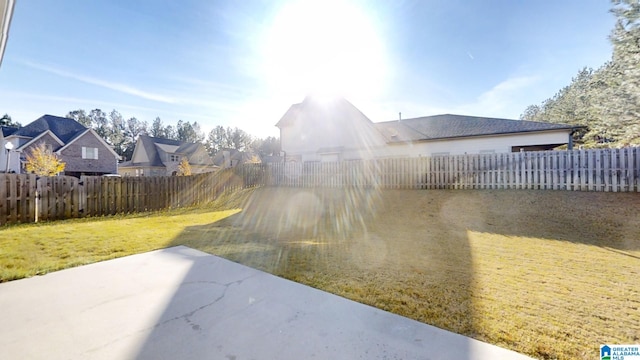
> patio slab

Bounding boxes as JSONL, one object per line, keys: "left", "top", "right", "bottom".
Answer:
{"left": 0, "top": 246, "right": 533, "bottom": 359}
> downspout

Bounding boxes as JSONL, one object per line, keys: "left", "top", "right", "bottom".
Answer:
{"left": 568, "top": 127, "right": 578, "bottom": 150}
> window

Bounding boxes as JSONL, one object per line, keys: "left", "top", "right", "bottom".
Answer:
{"left": 82, "top": 147, "right": 98, "bottom": 159}
{"left": 169, "top": 154, "right": 180, "bottom": 162}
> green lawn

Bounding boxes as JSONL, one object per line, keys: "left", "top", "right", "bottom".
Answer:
{"left": 1, "top": 187, "right": 639, "bottom": 360}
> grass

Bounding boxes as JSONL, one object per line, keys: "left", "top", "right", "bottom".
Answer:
{"left": 0, "top": 189, "right": 250, "bottom": 281}
{"left": 1, "top": 187, "right": 639, "bottom": 359}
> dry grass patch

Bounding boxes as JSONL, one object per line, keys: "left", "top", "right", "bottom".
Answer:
{"left": 172, "top": 187, "right": 639, "bottom": 360}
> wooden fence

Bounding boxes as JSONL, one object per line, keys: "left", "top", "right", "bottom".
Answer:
{"left": 2, "top": 148, "right": 638, "bottom": 226}
{"left": 264, "top": 147, "right": 640, "bottom": 192}
{"left": 0, "top": 166, "right": 265, "bottom": 226}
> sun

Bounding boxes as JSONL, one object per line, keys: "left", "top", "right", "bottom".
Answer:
{"left": 261, "top": 0, "right": 388, "bottom": 99}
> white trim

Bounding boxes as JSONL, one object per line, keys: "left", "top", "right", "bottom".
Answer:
{"left": 82, "top": 146, "right": 99, "bottom": 160}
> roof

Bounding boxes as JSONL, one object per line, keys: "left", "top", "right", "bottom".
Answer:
{"left": 276, "top": 96, "right": 376, "bottom": 129}
{"left": 1, "top": 125, "right": 17, "bottom": 137}
{"left": 374, "top": 114, "right": 577, "bottom": 143}
{"left": 212, "top": 148, "right": 245, "bottom": 166}
{"left": 275, "top": 103, "right": 302, "bottom": 128}
{"left": 10, "top": 114, "right": 88, "bottom": 143}
{"left": 131, "top": 135, "right": 212, "bottom": 167}
{"left": 275, "top": 96, "right": 388, "bottom": 153}
{"left": 0, "top": 0, "right": 15, "bottom": 68}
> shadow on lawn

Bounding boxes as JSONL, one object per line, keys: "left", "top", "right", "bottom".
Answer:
{"left": 133, "top": 187, "right": 479, "bottom": 359}
{"left": 453, "top": 189, "right": 640, "bottom": 251}
{"left": 132, "top": 187, "right": 639, "bottom": 359}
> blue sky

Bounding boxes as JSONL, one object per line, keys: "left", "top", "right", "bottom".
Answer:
{"left": 0, "top": 0, "right": 616, "bottom": 138}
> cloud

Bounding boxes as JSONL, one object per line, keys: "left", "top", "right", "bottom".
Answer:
{"left": 24, "top": 62, "right": 177, "bottom": 104}
{"left": 461, "top": 75, "right": 541, "bottom": 118}
{"left": 359, "top": 75, "right": 542, "bottom": 123}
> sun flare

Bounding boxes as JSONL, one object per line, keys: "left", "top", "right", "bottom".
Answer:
{"left": 262, "top": 0, "right": 388, "bottom": 99}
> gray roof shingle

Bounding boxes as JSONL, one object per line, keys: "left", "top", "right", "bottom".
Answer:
{"left": 374, "top": 114, "right": 577, "bottom": 143}
{"left": 1, "top": 125, "right": 18, "bottom": 137}
{"left": 135, "top": 135, "right": 212, "bottom": 167}
{"left": 11, "top": 114, "right": 87, "bottom": 143}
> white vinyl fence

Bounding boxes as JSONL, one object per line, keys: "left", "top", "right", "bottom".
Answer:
{"left": 263, "top": 147, "right": 640, "bottom": 192}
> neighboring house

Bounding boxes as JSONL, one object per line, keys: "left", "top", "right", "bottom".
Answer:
{"left": 1, "top": 115, "right": 120, "bottom": 176}
{"left": 212, "top": 148, "right": 249, "bottom": 169}
{"left": 276, "top": 96, "right": 581, "bottom": 162}
{"left": 118, "top": 135, "right": 217, "bottom": 176}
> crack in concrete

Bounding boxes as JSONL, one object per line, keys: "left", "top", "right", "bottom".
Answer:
{"left": 156, "top": 273, "right": 259, "bottom": 330}
{"left": 81, "top": 273, "right": 259, "bottom": 355}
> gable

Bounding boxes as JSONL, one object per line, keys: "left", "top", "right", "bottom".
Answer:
{"left": 56, "top": 129, "right": 120, "bottom": 159}
{"left": 277, "top": 96, "right": 387, "bottom": 153}
{"left": 131, "top": 137, "right": 149, "bottom": 164}
{"left": 17, "top": 130, "right": 64, "bottom": 151}
{"left": 188, "top": 145, "right": 214, "bottom": 165}
{"left": 56, "top": 130, "right": 119, "bottom": 159}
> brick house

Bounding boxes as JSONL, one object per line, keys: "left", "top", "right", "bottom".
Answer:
{"left": 1, "top": 115, "right": 120, "bottom": 176}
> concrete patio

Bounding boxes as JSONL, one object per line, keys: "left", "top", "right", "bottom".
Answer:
{"left": 0, "top": 246, "right": 533, "bottom": 359}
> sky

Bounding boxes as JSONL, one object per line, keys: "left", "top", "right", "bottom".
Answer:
{"left": 0, "top": 0, "right": 616, "bottom": 139}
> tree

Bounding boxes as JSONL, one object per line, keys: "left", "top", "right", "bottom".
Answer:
{"left": 150, "top": 117, "right": 165, "bottom": 138}
{"left": 251, "top": 136, "right": 281, "bottom": 157}
{"left": 227, "top": 127, "right": 252, "bottom": 151}
{"left": 108, "top": 110, "right": 126, "bottom": 156}
{"left": 24, "top": 142, "right": 66, "bottom": 176}
{"left": 520, "top": 1, "right": 640, "bottom": 148}
{"left": 121, "top": 117, "right": 147, "bottom": 161}
{"left": 205, "top": 125, "right": 229, "bottom": 156}
{"left": 1, "top": 113, "right": 20, "bottom": 127}
{"left": 66, "top": 109, "right": 92, "bottom": 127}
{"left": 89, "top": 109, "right": 109, "bottom": 140}
{"left": 176, "top": 120, "right": 205, "bottom": 143}
{"left": 177, "top": 157, "right": 192, "bottom": 176}
{"left": 164, "top": 125, "right": 177, "bottom": 140}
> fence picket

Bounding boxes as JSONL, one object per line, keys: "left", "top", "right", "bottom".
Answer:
{"left": 2, "top": 149, "right": 640, "bottom": 226}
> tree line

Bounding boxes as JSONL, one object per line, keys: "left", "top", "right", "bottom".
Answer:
{"left": 65, "top": 109, "right": 280, "bottom": 161}
{"left": 521, "top": 0, "right": 640, "bottom": 148}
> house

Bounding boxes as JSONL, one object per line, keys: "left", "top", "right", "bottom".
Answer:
{"left": 118, "top": 135, "right": 217, "bottom": 176}
{"left": 1, "top": 115, "right": 120, "bottom": 176}
{"left": 276, "top": 96, "right": 580, "bottom": 162}
{"left": 212, "top": 148, "right": 250, "bottom": 168}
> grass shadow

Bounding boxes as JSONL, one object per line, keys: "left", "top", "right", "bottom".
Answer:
{"left": 137, "top": 187, "right": 639, "bottom": 359}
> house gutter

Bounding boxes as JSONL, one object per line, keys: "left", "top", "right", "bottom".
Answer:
{"left": 0, "top": 0, "right": 16, "bottom": 68}
{"left": 568, "top": 125, "right": 588, "bottom": 150}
